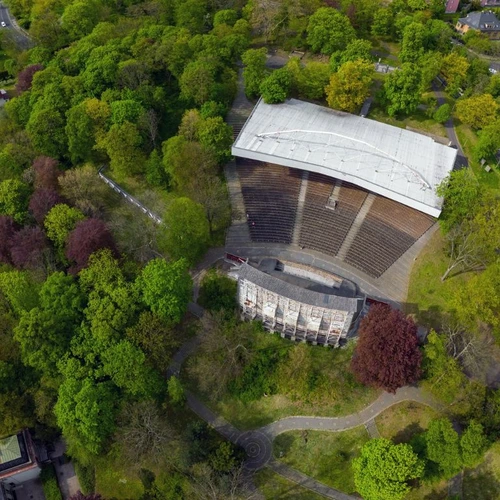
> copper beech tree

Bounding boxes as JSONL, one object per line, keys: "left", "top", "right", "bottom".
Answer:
{"left": 351, "top": 304, "right": 422, "bottom": 393}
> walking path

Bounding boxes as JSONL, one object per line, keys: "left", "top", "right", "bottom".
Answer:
{"left": 432, "top": 83, "right": 468, "bottom": 170}
{"left": 167, "top": 312, "right": 445, "bottom": 499}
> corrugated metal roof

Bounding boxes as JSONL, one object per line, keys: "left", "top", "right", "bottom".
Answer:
{"left": 232, "top": 99, "right": 457, "bottom": 217}
{"left": 233, "top": 263, "right": 364, "bottom": 313}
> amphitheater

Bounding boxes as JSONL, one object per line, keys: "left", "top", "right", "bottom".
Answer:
{"left": 225, "top": 98, "right": 457, "bottom": 344}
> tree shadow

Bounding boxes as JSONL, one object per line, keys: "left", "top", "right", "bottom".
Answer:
{"left": 461, "top": 460, "right": 500, "bottom": 500}
{"left": 392, "top": 422, "right": 424, "bottom": 445}
{"left": 273, "top": 433, "right": 295, "bottom": 458}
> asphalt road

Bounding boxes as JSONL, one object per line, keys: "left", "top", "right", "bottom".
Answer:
{"left": 432, "top": 81, "right": 469, "bottom": 170}
{"left": 0, "top": 2, "right": 32, "bottom": 50}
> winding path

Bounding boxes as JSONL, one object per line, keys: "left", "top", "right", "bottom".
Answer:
{"left": 167, "top": 319, "right": 444, "bottom": 499}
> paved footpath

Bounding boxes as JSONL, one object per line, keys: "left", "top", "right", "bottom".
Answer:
{"left": 168, "top": 328, "right": 445, "bottom": 499}
{"left": 260, "top": 385, "right": 444, "bottom": 441}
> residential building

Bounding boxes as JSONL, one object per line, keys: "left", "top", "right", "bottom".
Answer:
{"left": 456, "top": 11, "right": 500, "bottom": 38}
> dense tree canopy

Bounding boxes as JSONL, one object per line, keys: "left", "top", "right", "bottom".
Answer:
{"left": 325, "top": 59, "right": 374, "bottom": 112}
{"left": 161, "top": 197, "right": 210, "bottom": 264}
{"left": 353, "top": 438, "right": 424, "bottom": 500}
{"left": 383, "top": 63, "right": 422, "bottom": 116}
{"left": 307, "top": 8, "right": 356, "bottom": 55}
{"left": 137, "top": 258, "right": 192, "bottom": 324}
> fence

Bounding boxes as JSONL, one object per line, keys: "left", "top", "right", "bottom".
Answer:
{"left": 98, "top": 166, "right": 163, "bottom": 225}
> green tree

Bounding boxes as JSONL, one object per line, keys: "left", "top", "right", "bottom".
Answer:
{"left": 61, "top": 0, "right": 99, "bottom": 41}
{"left": 98, "top": 122, "right": 146, "bottom": 178}
{"left": 451, "top": 262, "right": 500, "bottom": 339}
{"left": 440, "top": 194, "right": 500, "bottom": 281}
{"left": 44, "top": 204, "right": 85, "bottom": 248}
{"left": 297, "top": 62, "right": 331, "bottom": 100}
{"left": 26, "top": 107, "right": 67, "bottom": 158}
{"left": 436, "top": 169, "right": 481, "bottom": 234}
{"left": 179, "top": 59, "right": 217, "bottom": 106}
{"left": 353, "top": 438, "right": 424, "bottom": 500}
{"left": 78, "top": 250, "right": 139, "bottom": 350}
{"left": 126, "top": 311, "right": 180, "bottom": 372}
{"left": 242, "top": 48, "right": 268, "bottom": 99}
{"left": 66, "top": 99, "right": 111, "bottom": 164}
{"left": 486, "top": 73, "right": 500, "bottom": 97}
{"left": 455, "top": 94, "right": 498, "bottom": 130}
{"left": 422, "top": 331, "right": 467, "bottom": 404}
{"left": 474, "top": 119, "right": 500, "bottom": 162}
{"left": 161, "top": 197, "right": 210, "bottom": 264}
{"left": 213, "top": 9, "right": 238, "bottom": 27}
{"left": 371, "top": 8, "right": 393, "bottom": 37}
{"left": 306, "top": 8, "right": 356, "bottom": 55}
{"left": 326, "top": 60, "right": 374, "bottom": 113}
{"left": 400, "top": 22, "right": 425, "bottom": 63}
{"left": 167, "top": 376, "right": 186, "bottom": 405}
{"left": 420, "top": 51, "right": 443, "bottom": 90}
{"left": 145, "top": 149, "right": 169, "bottom": 188}
{"left": 110, "top": 100, "right": 144, "bottom": 126}
{"left": 424, "top": 418, "right": 462, "bottom": 477}
{"left": 102, "top": 340, "right": 163, "bottom": 398}
{"left": 461, "top": 421, "right": 487, "bottom": 468}
{"left": 54, "top": 374, "right": 116, "bottom": 459}
{"left": 441, "top": 52, "right": 469, "bottom": 95}
{"left": 383, "top": 63, "right": 422, "bottom": 116}
{"left": 137, "top": 257, "right": 192, "bottom": 324}
{"left": 330, "top": 39, "right": 372, "bottom": 71}
{"left": 14, "top": 272, "right": 84, "bottom": 377}
{"left": 162, "top": 137, "right": 217, "bottom": 194}
{"left": 199, "top": 269, "right": 237, "bottom": 314}
{"left": 433, "top": 103, "right": 451, "bottom": 124}
{"left": 260, "top": 67, "right": 292, "bottom": 104}
{"left": 197, "top": 116, "right": 233, "bottom": 165}
{"left": 0, "top": 270, "right": 40, "bottom": 316}
{"left": 0, "top": 179, "right": 30, "bottom": 223}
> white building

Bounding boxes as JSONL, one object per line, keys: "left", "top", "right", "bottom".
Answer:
{"left": 0, "top": 431, "right": 43, "bottom": 499}
{"left": 229, "top": 261, "right": 365, "bottom": 346}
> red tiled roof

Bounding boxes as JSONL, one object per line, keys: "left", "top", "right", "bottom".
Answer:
{"left": 446, "top": 0, "right": 460, "bottom": 13}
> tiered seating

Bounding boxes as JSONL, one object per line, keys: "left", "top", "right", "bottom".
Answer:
{"left": 238, "top": 159, "right": 302, "bottom": 244}
{"left": 299, "top": 174, "right": 368, "bottom": 256}
{"left": 345, "top": 197, "right": 435, "bottom": 278}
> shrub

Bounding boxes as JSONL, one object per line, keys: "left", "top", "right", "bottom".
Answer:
{"left": 73, "top": 461, "right": 95, "bottom": 494}
{"left": 198, "top": 269, "right": 237, "bottom": 314}
{"left": 433, "top": 103, "right": 451, "bottom": 124}
{"left": 41, "top": 464, "right": 62, "bottom": 500}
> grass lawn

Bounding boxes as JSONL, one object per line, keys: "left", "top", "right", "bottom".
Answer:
{"left": 376, "top": 401, "right": 440, "bottom": 444}
{"left": 406, "top": 480, "right": 449, "bottom": 500}
{"left": 273, "top": 427, "right": 370, "bottom": 495}
{"left": 186, "top": 341, "right": 379, "bottom": 430}
{"left": 455, "top": 121, "right": 500, "bottom": 191}
{"left": 94, "top": 452, "right": 144, "bottom": 499}
{"left": 463, "top": 441, "right": 500, "bottom": 499}
{"left": 254, "top": 468, "right": 325, "bottom": 499}
{"left": 405, "top": 229, "right": 472, "bottom": 329}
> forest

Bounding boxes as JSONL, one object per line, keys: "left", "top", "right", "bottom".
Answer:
{"left": 1, "top": 0, "right": 500, "bottom": 498}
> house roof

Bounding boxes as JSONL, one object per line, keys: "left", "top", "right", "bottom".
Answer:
{"left": 232, "top": 99, "right": 457, "bottom": 218}
{"left": 232, "top": 262, "right": 364, "bottom": 313}
{"left": 446, "top": 0, "right": 460, "bottom": 13}
{"left": 0, "top": 436, "right": 21, "bottom": 464}
{"left": 458, "top": 10, "right": 500, "bottom": 30}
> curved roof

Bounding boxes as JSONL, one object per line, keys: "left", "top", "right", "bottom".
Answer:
{"left": 231, "top": 262, "right": 364, "bottom": 313}
{"left": 232, "top": 99, "right": 457, "bottom": 217}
